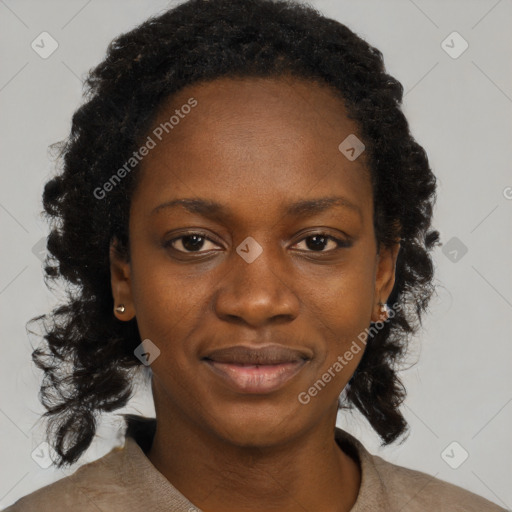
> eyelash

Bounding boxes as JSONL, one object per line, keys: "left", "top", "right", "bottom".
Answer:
{"left": 163, "top": 231, "right": 352, "bottom": 255}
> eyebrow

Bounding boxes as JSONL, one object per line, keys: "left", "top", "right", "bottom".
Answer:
{"left": 151, "top": 196, "right": 362, "bottom": 219}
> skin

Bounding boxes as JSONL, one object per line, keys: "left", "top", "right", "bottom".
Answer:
{"left": 110, "top": 75, "right": 400, "bottom": 512}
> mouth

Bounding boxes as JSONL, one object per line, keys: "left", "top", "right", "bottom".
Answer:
{"left": 202, "top": 345, "right": 311, "bottom": 394}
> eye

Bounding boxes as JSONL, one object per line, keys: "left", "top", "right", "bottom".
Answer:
{"left": 164, "top": 233, "right": 221, "bottom": 253}
{"left": 163, "top": 231, "right": 352, "bottom": 255}
{"left": 293, "top": 233, "right": 352, "bottom": 253}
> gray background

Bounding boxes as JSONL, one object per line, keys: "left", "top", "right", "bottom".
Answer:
{"left": 1, "top": 0, "right": 511, "bottom": 509}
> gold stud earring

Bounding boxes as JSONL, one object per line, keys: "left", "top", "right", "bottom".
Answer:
{"left": 115, "top": 304, "right": 125, "bottom": 314}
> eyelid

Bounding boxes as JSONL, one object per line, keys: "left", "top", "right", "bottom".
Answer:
{"left": 164, "top": 230, "right": 352, "bottom": 254}
{"left": 163, "top": 231, "right": 222, "bottom": 252}
{"left": 291, "top": 232, "right": 352, "bottom": 251}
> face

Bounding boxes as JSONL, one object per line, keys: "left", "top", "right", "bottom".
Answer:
{"left": 110, "top": 76, "right": 399, "bottom": 447}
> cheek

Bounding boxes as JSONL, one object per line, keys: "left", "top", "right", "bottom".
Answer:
{"left": 130, "top": 267, "right": 208, "bottom": 392}
{"left": 303, "top": 256, "right": 375, "bottom": 377}
{"left": 308, "top": 258, "right": 374, "bottom": 333}
{"left": 128, "top": 245, "right": 209, "bottom": 351}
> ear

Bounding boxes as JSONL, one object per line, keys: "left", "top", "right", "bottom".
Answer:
{"left": 110, "top": 240, "right": 136, "bottom": 321}
{"left": 371, "top": 241, "right": 400, "bottom": 323}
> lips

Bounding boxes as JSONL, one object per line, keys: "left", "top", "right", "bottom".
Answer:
{"left": 202, "top": 345, "right": 311, "bottom": 394}
{"left": 204, "top": 345, "right": 310, "bottom": 365}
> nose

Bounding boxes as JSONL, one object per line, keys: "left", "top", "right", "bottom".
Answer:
{"left": 213, "top": 241, "right": 300, "bottom": 327}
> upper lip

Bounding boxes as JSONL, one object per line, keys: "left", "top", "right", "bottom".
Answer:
{"left": 203, "top": 345, "right": 312, "bottom": 365}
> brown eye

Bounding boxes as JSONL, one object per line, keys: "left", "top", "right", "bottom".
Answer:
{"left": 164, "top": 233, "right": 220, "bottom": 253}
{"left": 294, "top": 233, "right": 352, "bottom": 252}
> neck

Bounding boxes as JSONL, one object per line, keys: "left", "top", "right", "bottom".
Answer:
{"left": 146, "top": 411, "right": 361, "bottom": 512}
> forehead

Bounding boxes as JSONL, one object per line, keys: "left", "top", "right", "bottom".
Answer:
{"left": 150, "top": 75, "right": 360, "bottom": 146}
{"left": 133, "top": 76, "right": 372, "bottom": 222}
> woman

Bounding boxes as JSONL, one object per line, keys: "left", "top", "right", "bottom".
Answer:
{"left": 3, "top": 0, "right": 505, "bottom": 510}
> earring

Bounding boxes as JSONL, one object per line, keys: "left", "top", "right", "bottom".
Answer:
{"left": 378, "top": 301, "right": 389, "bottom": 320}
{"left": 115, "top": 304, "right": 125, "bottom": 314}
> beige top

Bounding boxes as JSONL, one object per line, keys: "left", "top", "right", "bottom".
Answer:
{"left": 3, "top": 428, "right": 506, "bottom": 511}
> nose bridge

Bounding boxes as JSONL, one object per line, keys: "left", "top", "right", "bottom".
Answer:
{"left": 236, "top": 236, "right": 280, "bottom": 287}
{"left": 213, "top": 235, "right": 299, "bottom": 325}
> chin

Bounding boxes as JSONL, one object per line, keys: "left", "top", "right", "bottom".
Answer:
{"left": 206, "top": 402, "right": 306, "bottom": 448}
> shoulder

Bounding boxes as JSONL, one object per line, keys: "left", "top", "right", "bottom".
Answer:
{"left": 2, "top": 443, "right": 128, "bottom": 512}
{"left": 335, "top": 429, "right": 506, "bottom": 512}
{"left": 2, "top": 415, "right": 193, "bottom": 512}
{"left": 372, "top": 453, "right": 506, "bottom": 511}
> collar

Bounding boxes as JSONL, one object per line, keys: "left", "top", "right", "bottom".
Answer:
{"left": 120, "top": 414, "right": 388, "bottom": 511}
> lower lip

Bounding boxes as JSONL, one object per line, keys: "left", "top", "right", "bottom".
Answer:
{"left": 204, "top": 360, "right": 307, "bottom": 394}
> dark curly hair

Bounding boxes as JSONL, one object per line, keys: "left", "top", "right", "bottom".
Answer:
{"left": 28, "top": 0, "right": 441, "bottom": 468}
